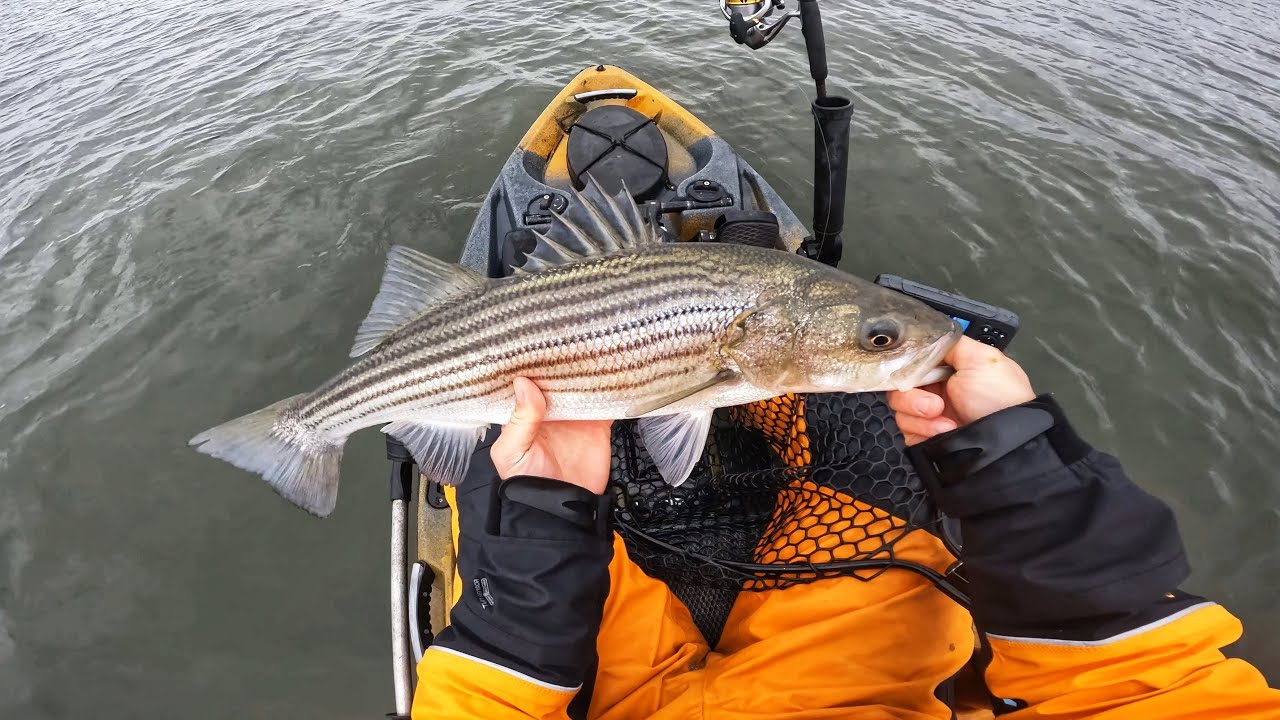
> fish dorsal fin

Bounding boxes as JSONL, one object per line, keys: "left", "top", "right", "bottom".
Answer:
{"left": 518, "top": 235, "right": 585, "bottom": 273}
{"left": 523, "top": 178, "right": 661, "bottom": 271}
{"left": 350, "top": 246, "right": 486, "bottom": 357}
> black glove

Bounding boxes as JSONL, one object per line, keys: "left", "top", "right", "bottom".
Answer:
{"left": 430, "top": 429, "right": 613, "bottom": 688}
{"left": 912, "top": 395, "right": 1198, "bottom": 640}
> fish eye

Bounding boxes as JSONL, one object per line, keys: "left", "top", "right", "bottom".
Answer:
{"left": 860, "top": 319, "right": 902, "bottom": 351}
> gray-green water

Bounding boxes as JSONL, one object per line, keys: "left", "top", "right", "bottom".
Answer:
{"left": 2, "top": 0, "right": 1278, "bottom": 716}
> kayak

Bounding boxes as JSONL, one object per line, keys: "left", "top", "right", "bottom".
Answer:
{"left": 457, "top": 64, "right": 813, "bottom": 275}
{"left": 377, "top": 5, "right": 971, "bottom": 713}
{"left": 383, "top": 57, "right": 972, "bottom": 720}
{"left": 412, "top": 62, "right": 819, "bottom": 653}
{"left": 402, "top": 63, "right": 945, "bottom": 658}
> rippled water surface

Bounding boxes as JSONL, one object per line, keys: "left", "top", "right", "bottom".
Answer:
{"left": 2, "top": 0, "right": 1278, "bottom": 716}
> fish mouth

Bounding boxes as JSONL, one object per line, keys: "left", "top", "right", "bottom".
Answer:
{"left": 891, "top": 323, "right": 963, "bottom": 391}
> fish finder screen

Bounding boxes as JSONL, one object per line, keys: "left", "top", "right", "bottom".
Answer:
{"left": 952, "top": 317, "right": 971, "bottom": 331}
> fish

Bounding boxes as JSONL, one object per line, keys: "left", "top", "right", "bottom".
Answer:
{"left": 190, "top": 179, "right": 961, "bottom": 517}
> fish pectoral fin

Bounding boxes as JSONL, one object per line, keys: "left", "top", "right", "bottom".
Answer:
{"left": 382, "top": 421, "right": 490, "bottom": 486}
{"left": 625, "top": 370, "right": 738, "bottom": 418}
{"left": 350, "top": 246, "right": 488, "bottom": 358}
{"left": 637, "top": 410, "right": 714, "bottom": 487}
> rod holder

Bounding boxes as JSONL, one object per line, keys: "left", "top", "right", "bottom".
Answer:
{"left": 810, "top": 94, "right": 854, "bottom": 266}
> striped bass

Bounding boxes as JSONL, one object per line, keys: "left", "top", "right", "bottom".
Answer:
{"left": 191, "top": 181, "right": 961, "bottom": 516}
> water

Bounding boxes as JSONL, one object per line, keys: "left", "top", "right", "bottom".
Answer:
{"left": 2, "top": 0, "right": 1277, "bottom": 715}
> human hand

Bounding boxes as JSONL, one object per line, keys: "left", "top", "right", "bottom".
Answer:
{"left": 490, "top": 377, "right": 614, "bottom": 494}
{"left": 888, "top": 336, "right": 1036, "bottom": 446}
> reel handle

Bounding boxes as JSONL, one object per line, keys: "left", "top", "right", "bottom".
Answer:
{"left": 723, "top": 0, "right": 798, "bottom": 49}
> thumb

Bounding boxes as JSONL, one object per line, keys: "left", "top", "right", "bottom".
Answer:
{"left": 944, "top": 335, "right": 1005, "bottom": 371}
{"left": 492, "top": 377, "right": 545, "bottom": 466}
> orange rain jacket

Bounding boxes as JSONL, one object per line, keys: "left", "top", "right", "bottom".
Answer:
{"left": 412, "top": 396, "right": 1280, "bottom": 719}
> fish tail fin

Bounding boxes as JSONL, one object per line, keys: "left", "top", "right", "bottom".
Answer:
{"left": 189, "top": 394, "right": 344, "bottom": 517}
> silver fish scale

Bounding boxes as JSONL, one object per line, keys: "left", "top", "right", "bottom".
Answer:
{"left": 301, "top": 244, "right": 787, "bottom": 436}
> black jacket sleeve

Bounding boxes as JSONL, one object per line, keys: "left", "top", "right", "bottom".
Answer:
{"left": 430, "top": 429, "right": 614, "bottom": 688}
{"left": 912, "top": 395, "right": 1203, "bottom": 641}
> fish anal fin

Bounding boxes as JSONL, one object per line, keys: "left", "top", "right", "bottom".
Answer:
{"left": 383, "top": 420, "right": 489, "bottom": 486}
{"left": 637, "top": 410, "right": 714, "bottom": 487}
{"left": 351, "top": 246, "right": 486, "bottom": 357}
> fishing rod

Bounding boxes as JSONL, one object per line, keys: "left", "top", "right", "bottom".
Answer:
{"left": 720, "top": 0, "right": 853, "bottom": 267}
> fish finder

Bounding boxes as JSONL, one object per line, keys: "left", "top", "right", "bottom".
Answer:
{"left": 874, "top": 274, "right": 1020, "bottom": 351}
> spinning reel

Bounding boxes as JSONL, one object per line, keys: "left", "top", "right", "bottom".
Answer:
{"left": 721, "top": 0, "right": 799, "bottom": 49}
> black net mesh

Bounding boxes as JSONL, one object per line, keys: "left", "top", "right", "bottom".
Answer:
{"left": 609, "top": 392, "right": 944, "bottom": 644}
